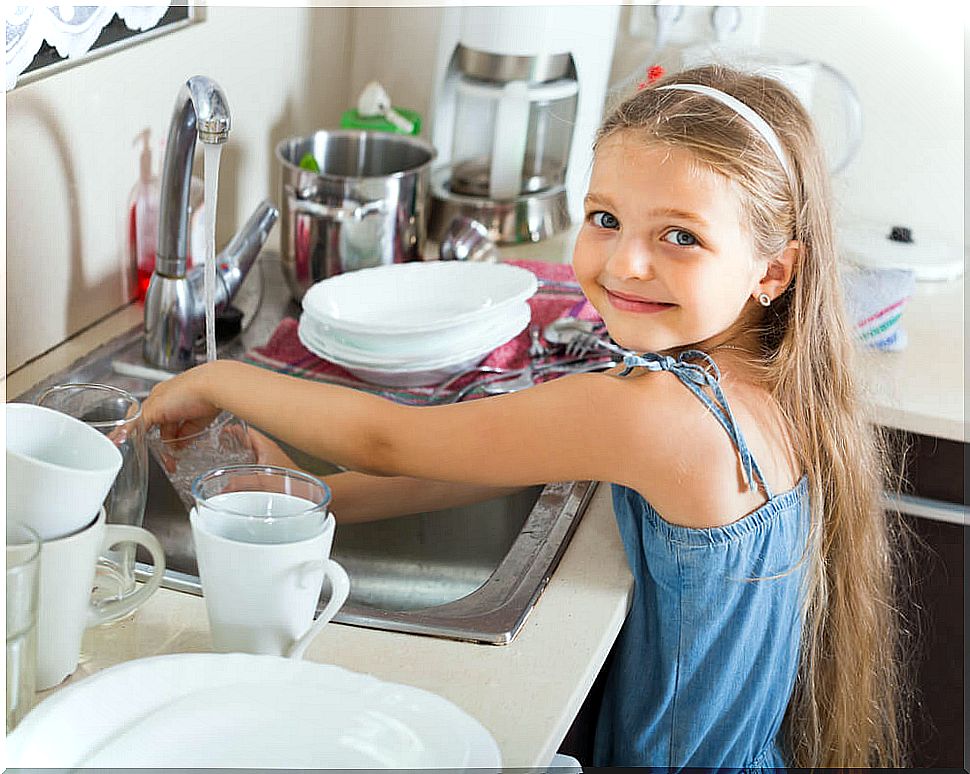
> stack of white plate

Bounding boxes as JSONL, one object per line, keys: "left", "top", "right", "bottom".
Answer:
{"left": 298, "top": 261, "right": 537, "bottom": 387}
{"left": 6, "top": 653, "right": 502, "bottom": 769}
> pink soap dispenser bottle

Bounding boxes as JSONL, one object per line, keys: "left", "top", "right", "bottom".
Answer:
{"left": 128, "top": 129, "right": 160, "bottom": 302}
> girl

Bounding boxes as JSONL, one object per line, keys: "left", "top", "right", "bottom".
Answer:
{"left": 142, "top": 65, "right": 910, "bottom": 768}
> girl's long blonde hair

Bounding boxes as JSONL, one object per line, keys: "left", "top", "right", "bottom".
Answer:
{"left": 597, "top": 65, "right": 916, "bottom": 767}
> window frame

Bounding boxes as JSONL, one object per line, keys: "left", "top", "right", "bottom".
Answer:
{"left": 13, "top": 4, "right": 204, "bottom": 88}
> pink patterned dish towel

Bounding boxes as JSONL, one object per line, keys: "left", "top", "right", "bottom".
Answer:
{"left": 243, "top": 260, "right": 601, "bottom": 405}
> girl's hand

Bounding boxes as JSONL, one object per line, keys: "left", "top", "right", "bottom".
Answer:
{"left": 247, "top": 428, "right": 301, "bottom": 469}
{"left": 141, "top": 361, "right": 223, "bottom": 440}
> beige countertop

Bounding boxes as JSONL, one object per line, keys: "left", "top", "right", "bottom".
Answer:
{"left": 6, "top": 237, "right": 963, "bottom": 766}
{"left": 857, "top": 276, "right": 966, "bottom": 443}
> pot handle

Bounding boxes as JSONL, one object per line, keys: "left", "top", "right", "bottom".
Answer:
{"left": 286, "top": 185, "right": 387, "bottom": 221}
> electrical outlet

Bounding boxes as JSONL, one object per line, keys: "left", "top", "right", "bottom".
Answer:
{"left": 628, "top": 5, "right": 765, "bottom": 50}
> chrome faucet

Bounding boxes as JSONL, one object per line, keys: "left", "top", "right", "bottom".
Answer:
{"left": 144, "top": 75, "right": 279, "bottom": 371}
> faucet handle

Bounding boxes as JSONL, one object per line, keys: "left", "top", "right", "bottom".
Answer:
{"left": 185, "top": 199, "right": 280, "bottom": 313}
{"left": 221, "top": 200, "right": 279, "bottom": 269}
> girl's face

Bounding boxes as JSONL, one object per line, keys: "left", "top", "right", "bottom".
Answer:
{"left": 573, "top": 132, "right": 765, "bottom": 353}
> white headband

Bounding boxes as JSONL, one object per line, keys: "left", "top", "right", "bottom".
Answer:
{"left": 656, "top": 83, "right": 792, "bottom": 180}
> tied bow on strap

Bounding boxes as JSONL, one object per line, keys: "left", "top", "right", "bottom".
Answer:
{"left": 620, "top": 349, "right": 722, "bottom": 385}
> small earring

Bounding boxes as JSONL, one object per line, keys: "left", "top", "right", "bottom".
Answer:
{"left": 757, "top": 293, "right": 772, "bottom": 307}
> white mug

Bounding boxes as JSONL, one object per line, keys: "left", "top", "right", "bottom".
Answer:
{"left": 32, "top": 508, "right": 166, "bottom": 689}
{"left": 5, "top": 403, "right": 123, "bottom": 540}
{"left": 190, "top": 506, "right": 349, "bottom": 659}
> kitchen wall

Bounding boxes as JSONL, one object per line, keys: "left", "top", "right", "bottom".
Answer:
{"left": 5, "top": 6, "right": 353, "bottom": 375}
{"left": 5, "top": 4, "right": 963, "bottom": 377}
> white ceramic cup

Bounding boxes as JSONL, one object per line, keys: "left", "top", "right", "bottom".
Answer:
{"left": 189, "top": 466, "right": 350, "bottom": 659}
{"left": 6, "top": 403, "right": 123, "bottom": 541}
{"left": 34, "top": 508, "right": 166, "bottom": 690}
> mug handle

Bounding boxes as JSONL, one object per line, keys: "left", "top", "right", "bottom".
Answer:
{"left": 286, "top": 559, "right": 350, "bottom": 660}
{"left": 87, "top": 525, "right": 166, "bottom": 626}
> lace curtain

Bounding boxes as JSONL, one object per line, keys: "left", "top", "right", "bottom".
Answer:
{"left": 5, "top": 4, "right": 170, "bottom": 91}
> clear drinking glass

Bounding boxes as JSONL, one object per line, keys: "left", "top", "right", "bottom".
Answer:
{"left": 36, "top": 383, "right": 148, "bottom": 615}
{"left": 6, "top": 522, "right": 40, "bottom": 732}
{"left": 148, "top": 412, "right": 256, "bottom": 510}
{"left": 190, "top": 465, "right": 331, "bottom": 544}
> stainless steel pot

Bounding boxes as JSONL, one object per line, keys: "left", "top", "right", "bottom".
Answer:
{"left": 276, "top": 130, "right": 437, "bottom": 302}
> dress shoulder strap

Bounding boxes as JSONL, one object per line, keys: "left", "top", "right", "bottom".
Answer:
{"left": 620, "top": 350, "right": 773, "bottom": 499}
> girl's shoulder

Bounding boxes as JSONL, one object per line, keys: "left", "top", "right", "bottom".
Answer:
{"left": 600, "top": 365, "right": 800, "bottom": 530}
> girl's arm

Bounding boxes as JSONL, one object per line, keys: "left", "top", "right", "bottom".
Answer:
{"left": 324, "top": 471, "right": 525, "bottom": 524}
{"left": 142, "top": 358, "right": 651, "bottom": 489}
{"left": 248, "top": 427, "right": 522, "bottom": 523}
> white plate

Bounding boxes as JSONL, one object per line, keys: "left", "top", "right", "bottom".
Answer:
{"left": 300, "top": 325, "right": 487, "bottom": 387}
{"left": 6, "top": 653, "right": 501, "bottom": 770}
{"left": 297, "top": 322, "right": 490, "bottom": 388}
{"left": 303, "top": 304, "right": 521, "bottom": 358}
{"left": 297, "top": 305, "right": 529, "bottom": 387}
{"left": 300, "top": 302, "right": 531, "bottom": 368}
{"left": 302, "top": 261, "right": 537, "bottom": 335}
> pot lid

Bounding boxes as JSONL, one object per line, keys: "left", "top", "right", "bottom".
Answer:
{"left": 839, "top": 219, "right": 964, "bottom": 282}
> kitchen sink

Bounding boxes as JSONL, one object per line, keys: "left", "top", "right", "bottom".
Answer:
{"left": 14, "top": 253, "right": 596, "bottom": 644}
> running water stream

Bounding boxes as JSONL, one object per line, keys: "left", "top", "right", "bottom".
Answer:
{"left": 203, "top": 143, "right": 223, "bottom": 363}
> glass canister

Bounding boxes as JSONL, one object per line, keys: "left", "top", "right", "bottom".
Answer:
{"left": 449, "top": 77, "right": 578, "bottom": 200}
{"left": 521, "top": 79, "right": 578, "bottom": 195}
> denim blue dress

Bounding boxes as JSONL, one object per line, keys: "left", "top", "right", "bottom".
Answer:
{"left": 593, "top": 351, "right": 810, "bottom": 770}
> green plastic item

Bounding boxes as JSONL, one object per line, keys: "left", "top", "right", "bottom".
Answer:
{"left": 298, "top": 152, "right": 321, "bottom": 173}
{"left": 339, "top": 107, "right": 422, "bottom": 136}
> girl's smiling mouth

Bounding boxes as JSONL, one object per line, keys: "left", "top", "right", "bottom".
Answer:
{"left": 605, "top": 288, "right": 677, "bottom": 314}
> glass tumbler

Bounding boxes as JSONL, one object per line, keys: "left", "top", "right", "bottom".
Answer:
{"left": 191, "top": 465, "right": 332, "bottom": 543}
{"left": 36, "top": 383, "right": 148, "bottom": 617}
{"left": 6, "top": 522, "right": 40, "bottom": 732}
{"left": 148, "top": 412, "right": 256, "bottom": 510}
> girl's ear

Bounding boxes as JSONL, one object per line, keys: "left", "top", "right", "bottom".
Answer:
{"left": 754, "top": 240, "right": 800, "bottom": 304}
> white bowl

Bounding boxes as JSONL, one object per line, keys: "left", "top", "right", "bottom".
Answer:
{"left": 299, "top": 304, "right": 529, "bottom": 371}
{"left": 300, "top": 302, "right": 532, "bottom": 366}
{"left": 301, "top": 261, "right": 537, "bottom": 336}
{"left": 298, "top": 305, "right": 530, "bottom": 387}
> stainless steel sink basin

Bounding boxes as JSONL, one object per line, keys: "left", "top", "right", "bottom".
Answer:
{"left": 14, "top": 253, "right": 596, "bottom": 644}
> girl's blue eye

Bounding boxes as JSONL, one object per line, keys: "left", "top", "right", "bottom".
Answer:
{"left": 590, "top": 211, "right": 620, "bottom": 230}
{"left": 663, "top": 229, "right": 698, "bottom": 247}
